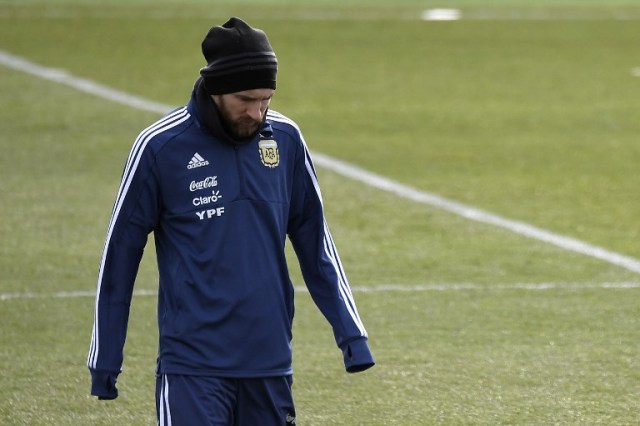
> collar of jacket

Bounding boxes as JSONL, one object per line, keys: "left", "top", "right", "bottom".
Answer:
{"left": 192, "top": 77, "right": 272, "bottom": 147}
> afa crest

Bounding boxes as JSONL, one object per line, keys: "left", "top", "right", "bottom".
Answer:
{"left": 258, "top": 140, "right": 279, "bottom": 168}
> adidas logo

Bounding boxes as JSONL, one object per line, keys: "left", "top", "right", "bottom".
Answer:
{"left": 187, "top": 153, "right": 210, "bottom": 170}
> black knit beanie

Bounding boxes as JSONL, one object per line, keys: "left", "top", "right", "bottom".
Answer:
{"left": 200, "top": 17, "right": 277, "bottom": 95}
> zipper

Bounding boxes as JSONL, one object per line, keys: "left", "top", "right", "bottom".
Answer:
{"left": 234, "top": 145, "right": 246, "bottom": 198}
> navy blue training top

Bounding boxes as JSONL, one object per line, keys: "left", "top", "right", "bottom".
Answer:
{"left": 88, "top": 92, "right": 374, "bottom": 395}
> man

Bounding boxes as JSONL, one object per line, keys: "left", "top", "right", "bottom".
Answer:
{"left": 87, "top": 17, "right": 374, "bottom": 425}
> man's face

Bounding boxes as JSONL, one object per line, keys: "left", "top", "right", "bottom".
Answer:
{"left": 212, "top": 88, "right": 274, "bottom": 139}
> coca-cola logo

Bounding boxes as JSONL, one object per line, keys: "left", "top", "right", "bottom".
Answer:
{"left": 189, "top": 176, "right": 218, "bottom": 192}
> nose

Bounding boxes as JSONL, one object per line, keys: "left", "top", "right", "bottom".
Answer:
{"left": 246, "top": 101, "right": 264, "bottom": 121}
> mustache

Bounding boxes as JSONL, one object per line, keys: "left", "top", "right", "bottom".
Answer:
{"left": 237, "top": 117, "right": 261, "bottom": 126}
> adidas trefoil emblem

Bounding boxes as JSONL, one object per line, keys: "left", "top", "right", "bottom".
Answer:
{"left": 187, "top": 152, "right": 210, "bottom": 170}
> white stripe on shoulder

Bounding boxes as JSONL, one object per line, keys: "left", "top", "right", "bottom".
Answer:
{"left": 266, "top": 110, "right": 301, "bottom": 131}
{"left": 124, "top": 108, "right": 188, "bottom": 177}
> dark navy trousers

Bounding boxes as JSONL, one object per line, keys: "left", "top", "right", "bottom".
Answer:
{"left": 156, "top": 374, "right": 296, "bottom": 426}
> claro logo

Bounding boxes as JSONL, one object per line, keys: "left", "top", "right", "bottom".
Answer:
{"left": 189, "top": 176, "right": 217, "bottom": 192}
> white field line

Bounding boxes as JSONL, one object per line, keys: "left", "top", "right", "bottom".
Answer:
{"left": 2, "top": 49, "right": 640, "bottom": 274}
{"left": 311, "top": 153, "right": 640, "bottom": 274}
{"left": 2, "top": 281, "right": 640, "bottom": 301}
{"left": 422, "top": 9, "right": 462, "bottom": 21}
{"left": 0, "top": 50, "right": 169, "bottom": 115}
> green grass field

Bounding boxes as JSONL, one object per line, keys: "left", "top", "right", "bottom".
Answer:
{"left": 1, "top": 1, "right": 639, "bottom": 424}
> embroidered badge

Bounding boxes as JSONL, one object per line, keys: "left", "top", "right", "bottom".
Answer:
{"left": 258, "top": 140, "right": 279, "bottom": 168}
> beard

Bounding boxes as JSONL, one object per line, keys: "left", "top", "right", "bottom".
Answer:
{"left": 226, "top": 116, "right": 262, "bottom": 139}
{"left": 216, "top": 99, "right": 264, "bottom": 139}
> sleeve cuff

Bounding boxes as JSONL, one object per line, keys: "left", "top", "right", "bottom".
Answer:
{"left": 90, "top": 369, "right": 120, "bottom": 400}
{"left": 341, "top": 338, "right": 375, "bottom": 373}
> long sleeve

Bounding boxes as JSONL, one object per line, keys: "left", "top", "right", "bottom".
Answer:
{"left": 87, "top": 133, "right": 161, "bottom": 399}
{"left": 287, "top": 143, "right": 374, "bottom": 373}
